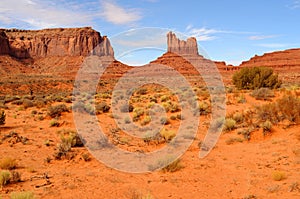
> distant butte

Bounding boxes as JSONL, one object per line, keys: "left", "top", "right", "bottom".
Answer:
{"left": 0, "top": 27, "right": 114, "bottom": 59}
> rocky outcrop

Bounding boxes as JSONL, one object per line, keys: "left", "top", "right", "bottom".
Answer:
{"left": 0, "top": 27, "right": 114, "bottom": 59}
{"left": 240, "top": 48, "right": 300, "bottom": 70}
{"left": 167, "top": 32, "right": 198, "bottom": 55}
{"left": 0, "top": 31, "right": 10, "bottom": 54}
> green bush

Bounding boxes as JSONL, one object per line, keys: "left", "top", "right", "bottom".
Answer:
{"left": 233, "top": 67, "right": 281, "bottom": 89}
{"left": 0, "top": 110, "right": 5, "bottom": 125}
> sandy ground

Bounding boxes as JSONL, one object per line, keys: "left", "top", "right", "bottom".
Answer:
{"left": 0, "top": 89, "right": 300, "bottom": 199}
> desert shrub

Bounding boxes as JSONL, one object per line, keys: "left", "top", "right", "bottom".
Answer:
{"left": 136, "top": 88, "right": 147, "bottom": 95}
{"left": 62, "top": 130, "right": 84, "bottom": 147}
{"left": 236, "top": 94, "right": 247, "bottom": 103}
{"left": 232, "top": 112, "right": 244, "bottom": 124}
{"left": 54, "top": 139, "right": 71, "bottom": 160}
{"left": 256, "top": 103, "right": 279, "bottom": 123}
{"left": 261, "top": 120, "right": 272, "bottom": 133}
{"left": 141, "top": 116, "right": 151, "bottom": 126}
{"left": 22, "top": 99, "right": 34, "bottom": 109}
{"left": 256, "top": 94, "right": 300, "bottom": 124}
{"left": 233, "top": 67, "right": 281, "bottom": 89}
{"left": 4, "top": 96, "right": 20, "bottom": 103}
{"left": 0, "top": 170, "right": 10, "bottom": 188}
{"left": 81, "top": 153, "right": 91, "bottom": 162}
{"left": 223, "top": 118, "right": 236, "bottom": 131}
{"left": 160, "top": 117, "right": 170, "bottom": 125}
{"left": 0, "top": 157, "right": 17, "bottom": 170}
{"left": 277, "top": 94, "right": 300, "bottom": 123}
{"left": 48, "top": 104, "right": 69, "bottom": 118}
{"left": 120, "top": 103, "right": 134, "bottom": 113}
{"left": 124, "top": 116, "right": 131, "bottom": 124}
{"left": 10, "top": 171, "right": 21, "bottom": 183}
{"left": 160, "top": 128, "right": 175, "bottom": 142}
{"left": 49, "top": 119, "right": 60, "bottom": 127}
{"left": 54, "top": 130, "right": 84, "bottom": 159}
{"left": 272, "top": 171, "right": 286, "bottom": 181}
{"left": 225, "top": 137, "right": 243, "bottom": 145}
{"left": 0, "top": 110, "right": 5, "bottom": 125}
{"left": 10, "top": 191, "right": 35, "bottom": 199}
{"left": 11, "top": 100, "right": 23, "bottom": 105}
{"left": 251, "top": 88, "right": 275, "bottom": 100}
{"left": 160, "top": 95, "right": 170, "bottom": 102}
{"left": 162, "top": 101, "right": 180, "bottom": 113}
{"left": 198, "top": 101, "right": 210, "bottom": 115}
{"left": 95, "top": 102, "right": 110, "bottom": 114}
{"left": 72, "top": 101, "right": 85, "bottom": 112}
{"left": 133, "top": 107, "right": 144, "bottom": 117}
{"left": 162, "top": 158, "right": 183, "bottom": 172}
{"left": 170, "top": 115, "right": 177, "bottom": 120}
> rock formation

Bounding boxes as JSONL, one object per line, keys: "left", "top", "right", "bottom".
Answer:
{"left": 167, "top": 32, "right": 198, "bottom": 55}
{"left": 0, "top": 31, "right": 10, "bottom": 55}
{"left": 0, "top": 27, "right": 114, "bottom": 59}
{"left": 239, "top": 48, "right": 300, "bottom": 70}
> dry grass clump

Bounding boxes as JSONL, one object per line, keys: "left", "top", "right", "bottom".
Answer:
{"left": 48, "top": 104, "right": 69, "bottom": 118}
{"left": 272, "top": 171, "right": 286, "bottom": 181}
{"left": 10, "top": 191, "right": 35, "bottom": 199}
{"left": 256, "top": 94, "right": 300, "bottom": 124}
{"left": 0, "top": 157, "right": 17, "bottom": 170}
{"left": 0, "top": 170, "right": 10, "bottom": 188}
{"left": 251, "top": 88, "right": 275, "bottom": 100}
{"left": 0, "top": 110, "right": 5, "bottom": 125}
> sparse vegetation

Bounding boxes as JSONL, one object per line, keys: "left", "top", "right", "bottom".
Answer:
{"left": 261, "top": 120, "right": 272, "bottom": 133}
{"left": 149, "top": 156, "right": 183, "bottom": 172}
{"left": 50, "top": 119, "right": 60, "bottom": 127}
{"left": 0, "top": 157, "right": 17, "bottom": 170}
{"left": 256, "top": 94, "right": 300, "bottom": 124}
{"left": 48, "top": 104, "right": 69, "bottom": 118}
{"left": 10, "top": 191, "right": 35, "bottom": 199}
{"left": 95, "top": 102, "right": 110, "bottom": 114}
{"left": 223, "top": 118, "right": 236, "bottom": 131}
{"left": 251, "top": 88, "right": 275, "bottom": 100}
{"left": 0, "top": 170, "right": 10, "bottom": 188}
{"left": 0, "top": 110, "right": 5, "bottom": 125}
{"left": 160, "top": 128, "right": 176, "bottom": 142}
{"left": 225, "top": 137, "right": 243, "bottom": 145}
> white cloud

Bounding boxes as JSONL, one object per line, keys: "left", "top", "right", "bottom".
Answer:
{"left": 184, "top": 25, "right": 255, "bottom": 41}
{"left": 248, "top": 35, "right": 278, "bottom": 40}
{"left": 0, "top": 0, "right": 93, "bottom": 29}
{"left": 255, "top": 43, "right": 290, "bottom": 48}
{"left": 101, "top": 1, "right": 142, "bottom": 25}
{"left": 287, "top": 0, "right": 300, "bottom": 9}
{"left": 185, "top": 26, "right": 221, "bottom": 41}
{"left": 0, "top": 0, "right": 143, "bottom": 29}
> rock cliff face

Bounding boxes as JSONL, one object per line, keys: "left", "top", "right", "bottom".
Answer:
{"left": 0, "top": 27, "right": 114, "bottom": 59}
{"left": 240, "top": 48, "right": 300, "bottom": 70}
{"left": 167, "top": 32, "right": 198, "bottom": 55}
{"left": 0, "top": 31, "right": 10, "bottom": 54}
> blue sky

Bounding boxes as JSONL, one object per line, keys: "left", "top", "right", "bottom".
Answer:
{"left": 0, "top": 0, "right": 299, "bottom": 65}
